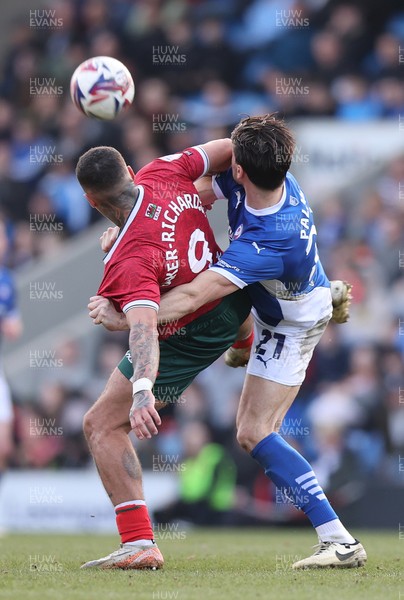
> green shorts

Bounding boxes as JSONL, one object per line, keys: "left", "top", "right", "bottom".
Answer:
{"left": 118, "top": 290, "right": 251, "bottom": 403}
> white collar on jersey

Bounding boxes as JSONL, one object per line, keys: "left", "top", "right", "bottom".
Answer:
{"left": 103, "top": 185, "right": 145, "bottom": 265}
{"left": 244, "top": 183, "right": 286, "bottom": 216}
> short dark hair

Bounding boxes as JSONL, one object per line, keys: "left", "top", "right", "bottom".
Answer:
{"left": 231, "top": 114, "right": 295, "bottom": 190}
{"left": 76, "top": 146, "right": 129, "bottom": 195}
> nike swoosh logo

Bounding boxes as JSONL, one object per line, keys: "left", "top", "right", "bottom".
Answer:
{"left": 335, "top": 550, "right": 356, "bottom": 561}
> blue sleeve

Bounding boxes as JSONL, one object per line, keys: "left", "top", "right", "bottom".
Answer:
{"left": 210, "top": 238, "right": 283, "bottom": 288}
{"left": 0, "top": 271, "right": 17, "bottom": 317}
{"left": 213, "top": 169, "right": 239, "bottom": 200}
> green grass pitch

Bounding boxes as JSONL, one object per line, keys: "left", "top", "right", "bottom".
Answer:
{"left": 0, "top": 529, "right": 401, "bottom": 600}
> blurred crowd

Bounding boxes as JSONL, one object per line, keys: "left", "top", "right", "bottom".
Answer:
{"left": 1, "top": 0, "right": 404, "bottom": 523}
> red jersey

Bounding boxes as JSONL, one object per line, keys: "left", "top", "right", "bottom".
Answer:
{"left": 97, "top": 146, "right": 222, "bottom": 339}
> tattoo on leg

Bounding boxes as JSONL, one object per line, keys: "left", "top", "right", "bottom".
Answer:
{"left": 122, "top": 448, "right": 142, "bottom": 480}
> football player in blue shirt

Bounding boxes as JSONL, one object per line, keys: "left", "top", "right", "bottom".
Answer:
{"left": 157, "top": 115, "right": 367, "bottom": 569}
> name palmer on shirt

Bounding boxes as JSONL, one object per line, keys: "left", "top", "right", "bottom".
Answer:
{"left": 160, "top": 193, "right": 205, "bottom": 286}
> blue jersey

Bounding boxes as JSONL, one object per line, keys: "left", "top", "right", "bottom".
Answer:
{"left": 210, "top": 170, "right": 330, "bottom": 327}
{"left": 0, "top": 267, "right": 17, "bottom": 326}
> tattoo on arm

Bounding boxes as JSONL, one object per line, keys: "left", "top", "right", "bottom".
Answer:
{"left": 122, "top": 448, "right": 142, "bottom": 480}
{"left": 131, "top": 390, "right": 150, "bottom": 409}
{"left": 129, "top": 322, "right": 159, "bottom": 385}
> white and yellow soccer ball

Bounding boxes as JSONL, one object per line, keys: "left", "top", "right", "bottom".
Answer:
{"left": 70, "top": 56, "right": 135, "bottom": 120}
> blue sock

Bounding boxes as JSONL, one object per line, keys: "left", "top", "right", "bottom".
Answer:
{"left": 251, "top": 432, "right": 337, "bottom": 527}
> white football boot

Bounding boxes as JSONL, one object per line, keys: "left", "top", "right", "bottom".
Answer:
{"left": 292, "top": 539, "right": 367, "bottom": 569}
{"left": 80, "top": 542, "right": 164, "bottom": 570}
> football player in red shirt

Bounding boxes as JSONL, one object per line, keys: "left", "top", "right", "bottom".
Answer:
{"left": 75, "top": 140, "right": 251, "bottom": 570}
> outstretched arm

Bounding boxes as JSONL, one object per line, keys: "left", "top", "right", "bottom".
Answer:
{"left": 199, "top": 138, "right": 232, "bottom": 174}
{"left": 195, "top": 176, "right": 217, "bottom": 208}
{"left": 88, "top": 295, "right": 128, "bottom": 330}
{"left": 159, "top": 270, "right": 238, "bottom": 323}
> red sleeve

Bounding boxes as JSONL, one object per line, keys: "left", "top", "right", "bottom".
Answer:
{"left": 137, "top": 146, "right": 209, "bottom": 184}
{"left": 98, "top": 246, "right": 164, "bottom": 313}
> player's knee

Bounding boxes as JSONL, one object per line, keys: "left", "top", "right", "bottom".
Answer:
{"left": 83, "top": 408, "right": 96, "bottom": 443}
{"left": 237, "top": 418, "right": 278, "bottom": 453}
{"left": 236, "top": 424, "right": 259, "bottom": 453}
{"left": 83, "top": 405, "right": 106, "bottom": 446}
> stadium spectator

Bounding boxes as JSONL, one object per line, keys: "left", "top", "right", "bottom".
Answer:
{"left": 155, "top": 421, "right": 237, "bottom": 525}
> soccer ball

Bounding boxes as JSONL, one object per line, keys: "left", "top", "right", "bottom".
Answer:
{"left": 70, "top": 56, "right": 135, "bottom": 120}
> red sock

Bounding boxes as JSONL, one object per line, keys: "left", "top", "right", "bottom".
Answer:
{"left": 232, "top": 330, "right": 254, "bottom": 349}
{"left": 115, "top": 501, "right": 154, "bottom": 543}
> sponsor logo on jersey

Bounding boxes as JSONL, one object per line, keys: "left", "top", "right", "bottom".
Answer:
{"left": 235, "top": 190, "right": 242, "bottom": 209}
{"left": 145, "top": 203, "right": 162, "bottom": 220}
{"left": 184, "top": 150, "right": 193, "bottom": 156}
{"left": 252, "top": 242, "right": 265, "bottom": 254}
{"left": 216, "top": 258, "right": 241, "bottom": 272}
{"left": 160, "top": 153, "right": 182, "bottom": 162}
{"left": 228, "top": 223, "right": 243, "bottom": 241}
{"left": 256, "top": 355, "right": 271, "bottom": 368}
{"left": 289, "top": 196, "right": 299, "bottom": 206}
{"left": 233, "top": 224, "right": 243, "bottom": 239}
